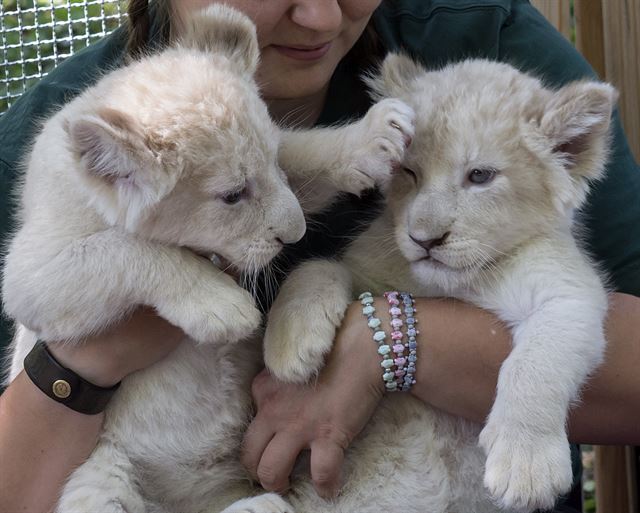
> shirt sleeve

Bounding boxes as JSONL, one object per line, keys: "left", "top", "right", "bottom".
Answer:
{"left": 0, "top": 157, "right": 17, "bottom": 352}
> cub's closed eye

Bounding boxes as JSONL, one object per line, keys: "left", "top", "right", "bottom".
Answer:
{"left": 402, "top": 167, "right": 418, "bottom": 184}
{"left": 467, "top": 168, "right": 497, "bottom": 185}
{"left": 222, "top": 188, "right": 246, "bottom": 204}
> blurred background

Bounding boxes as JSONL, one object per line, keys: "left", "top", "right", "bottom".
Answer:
{"left": 0, "top": 0, "right": 124, "bottom": 113}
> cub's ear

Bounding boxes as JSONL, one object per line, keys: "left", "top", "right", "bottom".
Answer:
{"left": 66, "top": 108, "right": 177, "bottom": 229}
{"left": 179, "top": 4, "right": 259, "bottom": 77}
{"left": 540, "top": 80, "right": 618, "bottom": 180}
{"left": 365, "top": 52, "right": 425, "bottom": 99}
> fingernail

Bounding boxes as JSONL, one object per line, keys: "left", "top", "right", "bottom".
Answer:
{"left": 320, "top": 486, "right": 341, "bottom": 503}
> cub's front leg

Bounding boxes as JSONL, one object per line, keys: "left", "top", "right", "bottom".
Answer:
{"left": 477, "top": 255, "right": 607, "bottom": 511}
{"left": 264, "top": 260, "right": 353, "bottom": 383}
{"left": 279, "top": 98, "right": 415, "bottom": 214}
{"left": 2, "top": 228, "right": 261, "bottom": 345}
{"left": 56, "top": 439, "right": 145, "bottom": 513}
{"left": 218, "top": 494, "right": 294, "bottom": 513}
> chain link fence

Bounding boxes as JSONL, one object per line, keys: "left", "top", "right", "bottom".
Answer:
{"left": 0, "top": 0, "right": 126, "bottom": 114}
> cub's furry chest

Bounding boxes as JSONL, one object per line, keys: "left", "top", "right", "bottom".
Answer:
{"left": 103, "top": 340, "right": 261, "bottom": 509}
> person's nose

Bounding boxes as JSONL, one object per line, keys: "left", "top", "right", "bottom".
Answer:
{"left": 290, "top": 1, "right": 342, "bottom": 33}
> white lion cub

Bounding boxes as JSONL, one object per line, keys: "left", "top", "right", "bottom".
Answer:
{"left": 2, "top": 7, "right": 413, "bottom": 513}
{"left": 266, "top": 56, "right": 615, "bottom": 512}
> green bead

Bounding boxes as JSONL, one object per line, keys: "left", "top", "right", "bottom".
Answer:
{"left": 377, "top": 344, "right": 391, "bottom": 355}
{"left": 362, "top": 305, "right": 375, "bottom": 316}
{"left": 368, "top": 318, "right": 381, "bottom": 329}
{"left": 373, "top": 330, "right": 386, "bottom": 342}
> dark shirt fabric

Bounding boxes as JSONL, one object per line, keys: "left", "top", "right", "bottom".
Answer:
{"left": 1, "top": 1, "right": 638, "bottom": 508}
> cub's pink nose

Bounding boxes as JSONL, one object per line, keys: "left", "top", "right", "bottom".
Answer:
{"left": 410, "top": 231, "right": 451, "bottom": 252}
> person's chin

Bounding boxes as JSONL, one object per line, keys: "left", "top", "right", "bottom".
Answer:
{"left": 258, "top": 49, "right": 342, "bottom": 98}
{"left": 258, "top": 68, "right": 335, "bottom": 100}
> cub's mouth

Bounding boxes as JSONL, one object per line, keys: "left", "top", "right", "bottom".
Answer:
{"left": 415, "top": 255, "right": 455, "bottom": 270}
{"left": 209, "top": 253, "right": 232, "bottom": 271}
{"left": 194, "top": 250, "right": 240, "bottom": 280}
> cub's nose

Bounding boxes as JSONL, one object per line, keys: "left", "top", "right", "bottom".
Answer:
{"left": 272, "top": 208, "right": 306, "bottom": 245}
{"left": 410, "top": 232, "right": 451, "bottom": 252}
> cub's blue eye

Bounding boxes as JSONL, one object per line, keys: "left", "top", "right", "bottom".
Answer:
{"left": 222, "top": 188, "right": 245, "bottom": 204}
{"left": 467, "top": 168, "right": 497, "bottom": 185}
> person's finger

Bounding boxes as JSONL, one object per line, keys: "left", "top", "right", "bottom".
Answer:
{"left": 310, "top": 438, "right": 345, "bottom": 500}
{"left": 256, "top": 431, "right": 307, "bottom": 493}
{"left": 240, "top": 415, "right": 276, "bottom": 482}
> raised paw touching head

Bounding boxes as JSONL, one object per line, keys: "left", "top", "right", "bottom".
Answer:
{"left": 337, "top": 98, "right": 415, "bottom": 195}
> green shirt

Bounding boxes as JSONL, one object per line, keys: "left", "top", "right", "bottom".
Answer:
{"left": 1, "top": 0, "right": 638, "bottom": 356}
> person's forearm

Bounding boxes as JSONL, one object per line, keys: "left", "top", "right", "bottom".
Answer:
{"left": 0, "top": 308, "right": 184, "bottom": 513}
{"left": 0, "top": 372, "right": 103, "bottom": 513}
{"left": 406, "top": 293, "right": 640, "bottom": 445}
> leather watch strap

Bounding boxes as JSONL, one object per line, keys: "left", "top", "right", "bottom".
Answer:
{"left": 24, "top": 341, "right": 120, "bottom": 415}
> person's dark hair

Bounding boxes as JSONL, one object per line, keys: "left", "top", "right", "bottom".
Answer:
{"left": 126, "top": 0, "right": 171, "bottom": 56}
{"left": 126, "top": 0, "right": 151, "bottom": 56}
{"left": 348, "top": 23, "right": 386, "bottom": 73}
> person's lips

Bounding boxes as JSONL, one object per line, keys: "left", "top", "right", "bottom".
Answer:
{"left": 271, "top": 42, "right": 332, "bottom": 61}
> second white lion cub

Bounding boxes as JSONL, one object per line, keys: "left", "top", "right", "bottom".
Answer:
{"left": 266, "top": 56, "right": 615, "bottom": 512}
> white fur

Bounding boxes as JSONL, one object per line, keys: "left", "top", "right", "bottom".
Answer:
{"left": 2, "top": 7, "right": 414, "bottom": 513}
{"left": 266, "top": 57, "right": 615, "bottom": 512}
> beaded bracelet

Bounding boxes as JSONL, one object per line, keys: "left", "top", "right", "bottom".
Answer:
{"left": 383, "top": 291, "right": 404, "bottom": 392}
{"left": 360, "top": 292, "right": 418, "bottom": 393}
{"left": 399, "top": 292, "right": 417, "bottom": 392}
{"left": 359, "top": 292, "right": 397, "bottom": 391}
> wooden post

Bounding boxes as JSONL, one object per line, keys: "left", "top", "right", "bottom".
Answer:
{"left": 594, "top": 445, "right": 636, "bottom": 513}
{"left": 574, "top": 0, "right": 606, "bottom": 78}
{"left": 601, "top": 0, "right": 640, "bottom": 161}
{"left": 530, "top": 0, "right": 573, "bottom": 40}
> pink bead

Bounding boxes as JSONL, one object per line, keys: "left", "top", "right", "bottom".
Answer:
{"left": 394, "top": 357, "right": 406, "bottom": 366}
{"left": 391, "top": 331, "right": 403, "bottom": 340}
{"left": 391, "top": 318, "right": 403, "bottom": 329}
{"left": 389, "top": 298, "right": 400, "bottom": 306}
{"left": 395, "top": 370, "right": 406, "bottom": 377}
{"left": 393, "top": 344, "right": 404, "bottom": 353}
{"left": 389, "top": 307, "right": 402, "bottom": 316}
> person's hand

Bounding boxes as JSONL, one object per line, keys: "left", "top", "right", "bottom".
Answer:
{"left": 47, "top": 306, "right": 185, "bottom": 387}
{"left": 241, "top": 300, "right": 387, "bottom": 499}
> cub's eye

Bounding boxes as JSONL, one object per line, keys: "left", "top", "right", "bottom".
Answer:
{"left": 467, "top": 168, "right": 497, "bottom": 185}
{"left": 222, "top": 188, "right": 245, "bottom": 204}
{"left": 402, "top": 167, "right": 418, "bottom": 184}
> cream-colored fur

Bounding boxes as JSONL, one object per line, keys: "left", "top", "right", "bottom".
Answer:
{"left": 2, "top": 7, "right": 414, "bottom": 513}
{"left": 266, "top": 56, "right": 615, "bottom": 512}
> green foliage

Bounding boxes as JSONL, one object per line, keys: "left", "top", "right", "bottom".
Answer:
{"left": 1, "top": 0, "right": 124, "bottom": 113}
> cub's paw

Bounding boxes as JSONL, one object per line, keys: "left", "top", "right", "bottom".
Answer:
{"left": 340, "top": 98, "right": 415, "bottom": 194}
{"left": 263, "top": 311, "right": 335, "bottom": 384}
{"left": 58, "top": 492, "right": 144, "bottom": 513}
{"left": 159, "top": 279, "right": 262, "bottom": 344}
{"left": 479, "top": 421, "right": 573, "bottom": 512}
{"left": 220, "top": 493, "right": 294, "bottom": 513}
